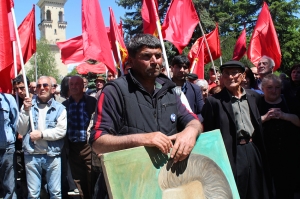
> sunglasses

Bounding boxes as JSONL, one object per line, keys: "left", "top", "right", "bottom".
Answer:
{"left": 52, "top": 84, "right": 58, "bottom": 88}
{"left": 37, "top": 83, "right": 50, "bottom": 89}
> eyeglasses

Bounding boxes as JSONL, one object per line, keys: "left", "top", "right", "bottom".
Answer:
{"left": 52, "top": 84, "right": 57, "bottom": 88}
{"left": 37, "top": 83, "right": 50, "bottom": 89}
{"left": 222, "top": 71, "right": 242, "bottom": 77}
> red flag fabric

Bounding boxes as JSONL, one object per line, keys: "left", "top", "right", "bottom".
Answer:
{"left": 82, "top": 0, "right": 116, "bottom": 74}
{"left": 188, "top": 24, "right": 221, "bottom": 65}
{"left": 57, "top": 35, "right": 85, "bottom": 64}
{"left": 232, "top": 28, "right": 246, "bottom": 60}
{"left": 247, "top": 2, "right": 281, "bottom": 71}
{"left": 162, "top": 0, "right": 199, "bottom": 54}
{"left": 189, "top": 39, "right": 205, "bottom": 79}
{"left": 109, "top": 7, "right": 128, "bottom": 67}
{"left": 8, "top": 2, "right": 15, "bottom": 42}
{"left": 141, "top": 0, "right": 159, "bottom": 35}
{"left": 76, "top": 62, "right": 106, "bottom": 75}
{"left": 16, "top": 5, "right": 36, "bottom": 70}
{"left": 0, "top": 0, "right": 13, "bottom": 92}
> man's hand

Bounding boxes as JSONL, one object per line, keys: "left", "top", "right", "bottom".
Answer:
{"left": 168, "top": 120, "right": 202, "bottom": 163}
{"left": 143, "top": 132, "right": 173, "bottom": 155}
{"left": 30, "top": 130, "right": 42, "bottom": 142}
{"left": 23, "top": 97, "right": 32, "bottom": 111}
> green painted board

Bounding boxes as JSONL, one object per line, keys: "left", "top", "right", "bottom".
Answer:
{"left": 101, "top": 129, "right": 240, "bottom": 199}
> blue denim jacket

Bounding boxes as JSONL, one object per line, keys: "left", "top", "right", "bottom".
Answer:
{"left": 22, "top": 97, "right": 66, "bottom": 156}
{"left": 0, "top": 93, "right": 18, "bottom": 149}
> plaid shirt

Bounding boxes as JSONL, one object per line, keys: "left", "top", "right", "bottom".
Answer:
{"left": 67, "top": 96, "right": 90, "bottom": 142}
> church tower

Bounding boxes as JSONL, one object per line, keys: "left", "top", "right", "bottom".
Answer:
{"left": 37, "top": 0, "right": 67, "bottom": 44}
{"left": 36, "top": 0, "right": 68, "bottom": 76}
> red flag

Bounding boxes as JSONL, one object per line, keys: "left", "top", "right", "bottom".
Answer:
{"left": 188, "top": 39, "right": 205, "bottom": 79}
{"left": 162, "top": 0, "right": 199, "bottom": 54}
{"left": 16, "top": 5, "right": 36, "bottom": 71}
{"left": 188, "top": 24, "right": 221, "bottom": 65}
{"left": 247, "top": 2, "right": 281, "bottom": 71}
{"left": 0, "top": 0, "right": 13, "bottom": 92}
{"left": 76, "top": 62, "right": 106, "bottom": 75}
{"left": 8, "top": 1, "right": 15, "bottom": 42}
{"left": 109, "top": 7, "right": 128, "bottom": 68}
{"left": 141, "top": 0, "right": 159, "bottom": 35}
{"left": 232, "top": 28, "right": 246, "bottom": 60}
{"left": 57, "top": 35, "right": 85, "bottom": 64}
{"left": 82, "top": 0, "right": 116, "bottom": 74}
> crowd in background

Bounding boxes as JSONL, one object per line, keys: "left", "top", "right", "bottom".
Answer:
{"left": 0, "top": 34, "right": 300, "bottom": 199}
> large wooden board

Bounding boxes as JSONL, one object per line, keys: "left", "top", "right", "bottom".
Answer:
{"left": 101, "top": 129, "right": 240, "bottom": 199}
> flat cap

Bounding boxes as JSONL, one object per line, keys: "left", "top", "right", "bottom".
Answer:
{"left": 220, "top": 60, "right": 245, "bottom": 72}
{"left": 94, "top": 76, "right": 106, "bottom": 83}
{"left": 187, "top": 73, "right": 198, "bottom": 80}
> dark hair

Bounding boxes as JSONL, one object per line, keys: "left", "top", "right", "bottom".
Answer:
{"left": 13, "top": 74, "right": 30, "bottom": 86}
{"left": 261, "top": 74, "right": 282, "bottom": 89}
{"left": 289, "top": 63, "right": 300, "bottom": 83}
{"left": 127, "top": 34, "right": 161, "bottom": 58}
{"left": 60, "top": 76, "right": 71, "bottom": 98}
{"left": 171, "top": 55, "right": 191, "bottom": 68}
{"left": 244, "top": 66, "right": 257, "bottom": 89}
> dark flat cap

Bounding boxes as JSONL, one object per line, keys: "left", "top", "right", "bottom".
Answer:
{"left": 187, "top": 73, "right": 198, "bottom": 80}
{"left": 220, "top": 60, "right": 245, "bottom": 72}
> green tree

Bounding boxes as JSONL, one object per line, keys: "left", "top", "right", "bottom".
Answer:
{"left": 117, "top": 0, "right": 300, "bottom": 74}
{"left": 27, "top": 38, "right": 60, "bottom": 82}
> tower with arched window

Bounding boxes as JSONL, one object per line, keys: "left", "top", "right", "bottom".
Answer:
{"left": 37, "top": 0, "right": 67, "bottom": 44}
{"left": 36, "top": 0, "right": 68, "bottom": 76}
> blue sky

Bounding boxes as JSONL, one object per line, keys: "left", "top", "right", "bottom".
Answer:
{"left": 14, "top": 0, "right": 127, "bottom": 40}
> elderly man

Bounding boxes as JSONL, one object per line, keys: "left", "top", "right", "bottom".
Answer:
{"left": 207, "top": 66, "right": 220, "bottom": 90}
{"left": 29, "top": 82, "right": 36, "bottom": 95}
{"left": 0, "top": 93, "right": 18, "bottom": 199}
{"left": 257, "top": 55, "right": 275, "bottom": 90}
{"left": 62, "top": 76, "right": 97, "bottom": 199}
{"left": 201, "top": 60, "right": 273, "bottom": 199}
{"left": 90, "top": 34, "right": 202, "bottom": 199}
{"left": 18, "top": 76, "right": 67, "bottom": 198}
{"left": 171, "top": 55, "right": 204, "bottom": 121}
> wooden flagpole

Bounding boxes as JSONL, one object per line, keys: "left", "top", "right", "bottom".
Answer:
{"left": 11, "top": 7, "right": 35, "bottom": 130}
{"left": 198, "top": 22, "right": 218, "bottom": 80}
{"left": 115, "top": 41, "right": 124, "bottom": 76}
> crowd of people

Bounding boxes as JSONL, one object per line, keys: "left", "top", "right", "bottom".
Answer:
{"left": 0, "top": 33, "right": 300, "bottom": 199}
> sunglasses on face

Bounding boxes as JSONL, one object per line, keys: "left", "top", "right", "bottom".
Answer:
{"left": 36, "top": 83, "right": 50, "bottom": 89}
{"left": 52, "top": 84, "right": 58, "bottom": 88}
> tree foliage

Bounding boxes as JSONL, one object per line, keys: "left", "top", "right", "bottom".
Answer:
{"left": 27, "top": 38, "right": 60, "bottom": 82}
{"left": 117, "top": 0, "right": 300, "bottom": 74}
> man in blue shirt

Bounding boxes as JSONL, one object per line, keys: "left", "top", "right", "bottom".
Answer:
{"left": 63, "top": 76, "right": 97, "bottom": 199}
{"left": 0, "top": 93, "right": 18, "bottom": 199}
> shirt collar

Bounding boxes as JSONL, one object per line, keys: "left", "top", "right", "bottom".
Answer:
{"left": 36, "top": 97, "right": 54, "bottom": 106}
{"left": 226, "top": 87, "right": 247, "bottom": 100}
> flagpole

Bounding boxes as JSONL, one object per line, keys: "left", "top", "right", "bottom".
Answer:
{"left": 191, "top": 59, "right": 197, "bottom": 73}
{"left": 198, "top": 22, "right": 218, "bottom": 80}
{"left": 11, "top": 7, "right": 35, "bottom": 131}
{"left": 115, "top": 41, "right": 124, "bottom": 76}
{"left": 35, "top": 53, "right": 37, "bottom": 82}
{"left": 156, "top": 20, "right": 171, "bottom": 79}
{"left": 12, "top": 41, "right": 19, "bottom": 107}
